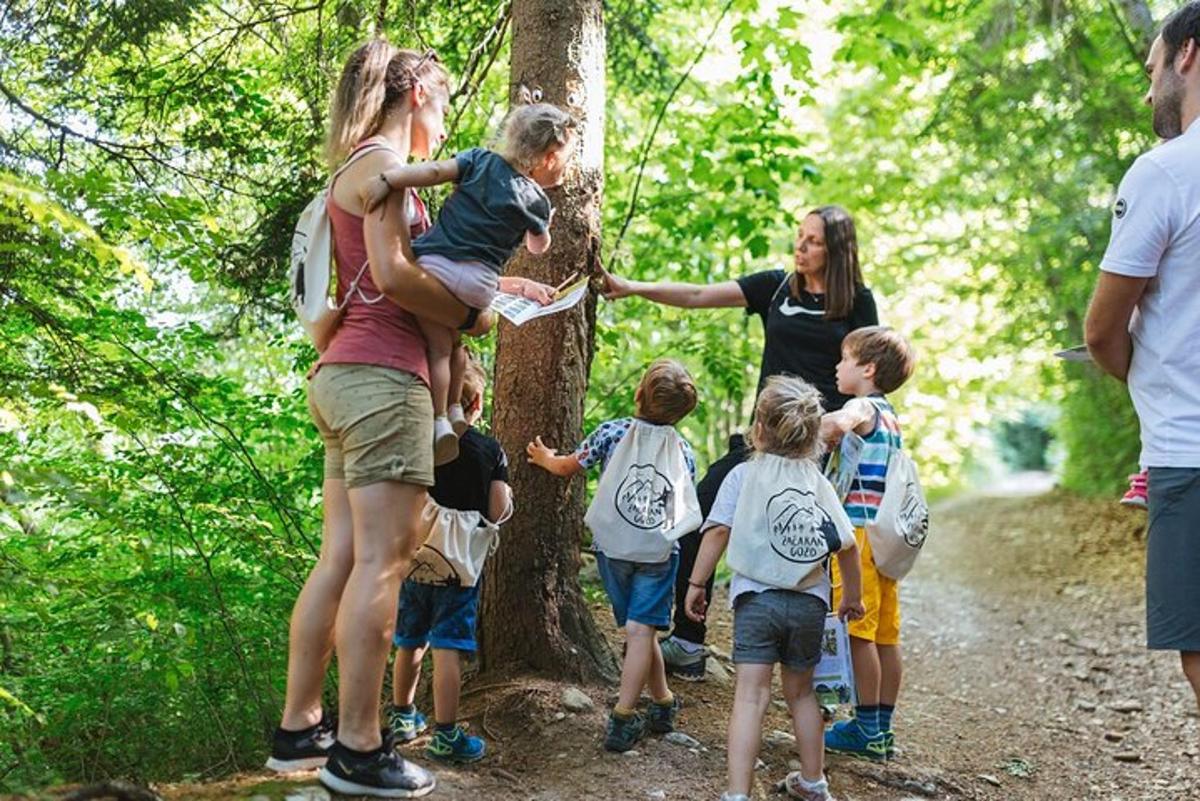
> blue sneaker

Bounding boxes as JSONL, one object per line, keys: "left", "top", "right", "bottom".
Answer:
{"left": 426, "top": 724, "right": 485, "bottom": 764}
{"left": 824, "top": 718, "right": 887, "bottom": 761}
{"left": 386, "top": 704, "right": 428, "bottom": 742}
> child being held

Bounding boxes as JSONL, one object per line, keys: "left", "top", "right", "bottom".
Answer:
{"left": 684, "top": 375, "right": 865, "bottom": 801}
{"left": 387, "top": 357, "right": 511, "bottom": 764}
{"left": 819, "top": 325, "right": 916, "bottom": 762}
{"left": 527, "top": 359, "right": 700, "bottom": 753}
{"left": 367, "top": 103, "right": 577, "bottom": 465}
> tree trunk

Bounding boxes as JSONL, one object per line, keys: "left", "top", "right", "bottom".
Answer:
{"left": 481, "top": 0, "right": 617, "bottom": 682}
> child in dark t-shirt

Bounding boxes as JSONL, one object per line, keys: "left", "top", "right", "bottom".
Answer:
{"left": 366, "top": 103, "right": 578, "bottom": 466}
{"left": 387, "top": 358, "right": 510, "bottom": 765}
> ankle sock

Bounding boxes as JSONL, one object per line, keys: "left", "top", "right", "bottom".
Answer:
{"left": 878, "top": 704, "right": 895, "bottom": 732}
{"left": 396, "top": 704, "right": 415, "bottom": 715}
{"left": 795, "top": 774, "right": 827, "bottom": 791}
{"left": 435, "top": 721, "right": 456, "bottom": 733}
{"left": 652, "top": 691, "right": 675, "bottom": 707}
{"left": 613, "top": 705, "right": 635, "bottom": 719}
{"left": 855, "top": 704, "right": 880, "bottom": 736}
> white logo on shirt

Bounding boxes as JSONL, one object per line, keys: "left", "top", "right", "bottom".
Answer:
{"left": 778, "top": 296, "right": 824, "bottom": 317}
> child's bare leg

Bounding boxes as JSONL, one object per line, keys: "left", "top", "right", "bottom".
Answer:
{"left": 418, "top": 317, "right": 454, "bottom": 417}
{"left": 617, "top": 622, "right": 657, "bottom": 710}
{"left": 878, "top": 643, "right": 902, "bottom": 707}
{"left": 850, "top": 635, "right": 881, "bottom": 706}
{"left": 726, "top": 663, "right": 773, "bottom": 796}
{"left": 648, "top": 637, "right": 671, "bottom": 702}
{"left": 393, "top": 645, "right": 426, "bottom": 707}
{"left": 448, "top": 337, "right": 467, "bottom": 412}
{"left": 1182, "top": 651, "right": 1200, "bottom": 714}
{"left": 781, "top": 666, "right": 824, "bottom": 783}
{"left": 431, "top": 648, "right": 463, "bottom": 725}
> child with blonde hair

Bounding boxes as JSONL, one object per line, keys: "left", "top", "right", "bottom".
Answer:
{"left": 527, "top": 359, "right": 701, "bottom": 752}
{"left": 685, "top": 375, "right": 865, "bottom": 801}
{"left": 366, "top": 103, "right": 578, "bottom": 464}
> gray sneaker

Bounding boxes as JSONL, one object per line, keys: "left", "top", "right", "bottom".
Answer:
{"left": 660, "top": 637, "right": 707, "bottom": 682}
{"left": 784, "top": 772, "right": 835, "bottom": 801}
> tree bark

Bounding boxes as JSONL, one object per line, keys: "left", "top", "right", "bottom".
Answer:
{"left": 481, "top": 0, "right": 617, "bottom": 682}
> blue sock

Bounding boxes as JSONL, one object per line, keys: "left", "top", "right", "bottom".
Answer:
{"left": 854, "top": 704, "right": 879, "bottom": 736}
{"left": 397, "top": 704, "right": 416, "bottom": 715}
{"left": 435, "top": 721, "right": 456, "bottom": 733}
{"left": 878, "top": 704, "right": 895, "bottom": 733}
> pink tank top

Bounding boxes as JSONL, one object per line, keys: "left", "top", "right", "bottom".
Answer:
{"left": 314, "top": 141, "right": 432, "bottom": 386}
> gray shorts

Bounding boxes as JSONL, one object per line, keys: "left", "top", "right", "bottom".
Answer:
{"left": 417, "top": 254, "right": 499, "bottom": 310}
{"left": 1147, "top": 467, "right": 1200, "bottom": 652}
{"left": 732, "top": 589, "right": 827, "bottom": 672}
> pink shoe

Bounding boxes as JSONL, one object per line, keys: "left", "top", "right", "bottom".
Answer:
{"left": 1120, "top": 471, "right": 1148, "bottom": 510}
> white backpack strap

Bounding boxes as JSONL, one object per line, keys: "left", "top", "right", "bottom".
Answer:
{"left": 328, "top": 140, "right": 405, "bottom": 310}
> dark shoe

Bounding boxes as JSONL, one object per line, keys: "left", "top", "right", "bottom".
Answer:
{"left": 647, "top": 696, "right": 681, "bottom": 734}
{"left": 603, "top": 711, "right": 646, "bottom": 752}
{"left": 318, "top": 741, "right": 436, "bottom": 798}
{"left": 265, "top": 713, "right": 335, "bottom": 772}
{"left": 660, "top": 637, "right": 708, "bottom": 682}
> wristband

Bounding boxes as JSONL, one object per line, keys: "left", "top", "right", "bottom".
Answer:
{"left": 458, "top": 306, "right": 481, "bottom": 331}
{"left": 687, "top": 580, "right": 706, "bottom": 589}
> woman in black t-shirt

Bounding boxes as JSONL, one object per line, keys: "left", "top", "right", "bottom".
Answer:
{"left": 603, "top": 204, "right": 877, "bottom": 412}
{"left": 602, "top": 204, "right": 878, "bottom": 669}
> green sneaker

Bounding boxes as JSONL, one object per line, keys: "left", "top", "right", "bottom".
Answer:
{"left": 647, "top": 695, "right": 681, "bottom": 734}
{"left": 386, "top": 704, "right": 428, "bottom": 742}
{"left": 604, "top": 711, "right": 646, "bottom": 752}
{"left": 426, "top": 724, "right": 485, "bottom": 764}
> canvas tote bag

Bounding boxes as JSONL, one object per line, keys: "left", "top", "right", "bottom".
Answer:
{"left": 407, "top": 495, "right": 513, "bottom": 588}
{"left": 584, "top": 421, "right": 702, "bottom": 563}
{"left": 726, "top": 454, "right": 855, "bottom": 591}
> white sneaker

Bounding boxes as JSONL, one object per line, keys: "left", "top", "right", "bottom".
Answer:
{"left": 448, "top": 403, "right": 469, "bottom": 436}
{"left": 433, "top": 417, "right": 459, "bottom": 466}
{"left": 785, "top": 772, "right": 835, "bottom": 801}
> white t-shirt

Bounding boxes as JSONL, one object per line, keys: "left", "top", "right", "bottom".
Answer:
{"left": 702, "top": 463, "right": 832, "bottom": 609}
{"left": 1100, "top": 118, "right": 1200, "bottom": 468}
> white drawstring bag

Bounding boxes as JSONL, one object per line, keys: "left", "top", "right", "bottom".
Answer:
{"left": 584, "top": 421, "right": 702, "bottom": 563}
{"left": 726, "top": 454, "right": 855, "bottom": 591}
{"left": 407, "top": 495, "right": 513, "bottom": 588}
{"left": 290, "top": 139, "right": 402, "bottom": 348}
{"left": 864, "top": 449, "right": 929, "bottom": 581}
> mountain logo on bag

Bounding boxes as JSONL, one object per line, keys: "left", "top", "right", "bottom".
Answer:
{"left": 898, "top": 483, "right": 929, "bottom": 548}
{"left": 614, "top": 463, "right": 675, "bottom": 531}
{"left": 765, "top": 488, "right": 842, "bottom": 564}
{"left": 407, "top": 546, "right": 461, "bottom": 587}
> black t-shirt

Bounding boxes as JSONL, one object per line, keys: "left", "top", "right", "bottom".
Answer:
{"left": 736, "top": 269, "right": 878, "bottom": 411}
{"left": 430, "top": 427, "right": 509, "bottom": 519}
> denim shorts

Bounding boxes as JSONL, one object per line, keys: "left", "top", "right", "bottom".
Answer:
{"left": 595, "top": 551, "right": 679, "bottom": 629}
{"left": 394, "top": 580, "right": 479, "bottom": 652}
{"left": 1147, "top": 467, "right": 1200, "bottom": 651}
{"left": 733, "top": 589, "right": 826, "bottom": 672}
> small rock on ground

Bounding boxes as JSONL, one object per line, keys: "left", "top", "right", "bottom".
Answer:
{"left": 561, "top": 686, "right": 596, "bottom": 713}
{"left": 665, "top": 732, "right": 701, "bottom": 748}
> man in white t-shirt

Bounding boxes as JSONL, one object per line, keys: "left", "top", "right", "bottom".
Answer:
{"left": 1085, "top": 2, "right": 1200, "bottom": 712}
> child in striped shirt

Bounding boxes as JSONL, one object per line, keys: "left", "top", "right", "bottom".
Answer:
{"left": 818, "top": 326, "right": 916, "bottom": 761}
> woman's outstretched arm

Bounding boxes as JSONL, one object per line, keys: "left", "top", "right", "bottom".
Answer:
{"left": 601, "top": 268, "right": 746, "bottom": 309}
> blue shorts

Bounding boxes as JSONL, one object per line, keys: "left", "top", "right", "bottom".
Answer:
{"left": 394, "top": 580, "right": 479, "bottom": 652}
{"left": 595, "top": 551, "right": 679, "bottom": 629}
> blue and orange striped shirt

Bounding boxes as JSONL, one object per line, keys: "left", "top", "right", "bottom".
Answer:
{"left": 844, "top": 396, "right": 903, "bottom": 526}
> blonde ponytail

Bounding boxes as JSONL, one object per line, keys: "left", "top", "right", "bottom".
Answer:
{"left": 325, "top": 42, "right": 451, "bottom": 168}
{"left": 749, "top": 376, "right": 825, "bottom": 460}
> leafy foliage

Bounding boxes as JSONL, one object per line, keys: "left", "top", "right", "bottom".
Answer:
{"left": 0, "top": 0, "right": 1160, "bottom": 790}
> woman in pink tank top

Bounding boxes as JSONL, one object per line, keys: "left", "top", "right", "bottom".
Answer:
{"left": 268, "top": 42, "right": 489, "bottom": 795}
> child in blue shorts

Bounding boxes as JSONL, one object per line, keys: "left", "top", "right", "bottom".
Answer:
{"left": 388, "top": 358, "right": 511, "bottom": 763}
{"left": 527, "top": 359, "right": 699, "bottom": 752}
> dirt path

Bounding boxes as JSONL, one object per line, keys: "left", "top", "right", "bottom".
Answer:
{"left": 44, "top": 479, "right": 1200, "bottom": 800}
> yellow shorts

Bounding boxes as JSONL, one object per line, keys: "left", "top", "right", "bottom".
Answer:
{"left": 831, "top": 526, "right": 901, "bottom": 646}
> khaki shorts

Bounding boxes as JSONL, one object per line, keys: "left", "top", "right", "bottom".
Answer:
{"left": 308, "top": 364, "right": 435, "bottom": 489}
